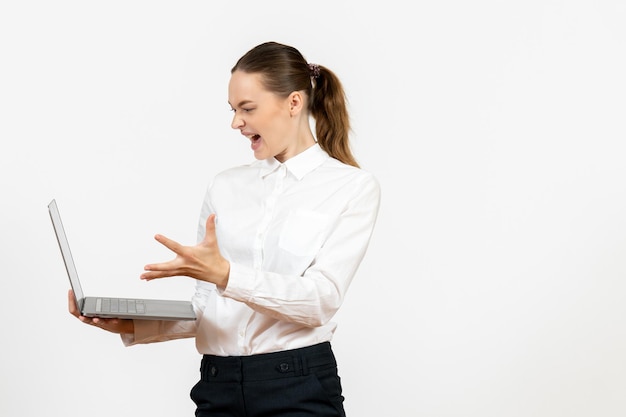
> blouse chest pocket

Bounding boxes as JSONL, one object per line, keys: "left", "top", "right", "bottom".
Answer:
{"left": 278, "top": 210, "right": 331, "bottom": 257}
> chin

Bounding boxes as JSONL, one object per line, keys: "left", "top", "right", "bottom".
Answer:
{"left": 253, "top": 150, "right": 269, "bottom": 160}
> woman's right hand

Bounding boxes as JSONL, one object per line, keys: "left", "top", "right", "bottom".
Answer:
{"left": 68, "top": 289, "right": 134, "bottom": 334}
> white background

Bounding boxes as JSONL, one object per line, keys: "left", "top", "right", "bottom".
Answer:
{"left": 1, "top": 1, "right": 625, "bottom": 416}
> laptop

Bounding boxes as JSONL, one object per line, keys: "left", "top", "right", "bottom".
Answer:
{"left": 48, "top": 199, "right": 196, "bottom": 321}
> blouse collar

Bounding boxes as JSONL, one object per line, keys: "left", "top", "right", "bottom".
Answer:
{"left": 258, "top": 143, "right": 329, "bottom": 180}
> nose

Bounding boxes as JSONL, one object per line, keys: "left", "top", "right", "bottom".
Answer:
{"left": 231, "top": 112, "right": 244, "bottom": 130}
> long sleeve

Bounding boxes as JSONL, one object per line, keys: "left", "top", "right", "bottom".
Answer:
{"left": 220, "top": 171, "right": 380, "bottom": 327}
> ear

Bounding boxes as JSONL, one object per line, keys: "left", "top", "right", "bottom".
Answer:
{"left": 287, "top": 91, "right": 305, "bottom": 116}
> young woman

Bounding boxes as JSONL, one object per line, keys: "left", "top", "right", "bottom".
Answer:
{"left": 69, "top": 41, "right": 380, "bottom": 416}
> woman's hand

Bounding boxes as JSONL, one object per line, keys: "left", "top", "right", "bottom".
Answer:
{"left": 68, "top": 289, "right": 134, "bottom": 334}
{"left": 141, "top": 214, "right": 230, "bottom": 288}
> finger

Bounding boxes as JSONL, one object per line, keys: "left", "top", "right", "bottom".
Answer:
{"left": 68, "top": 289, "right": 80, "bottom": 317}
{"left": 203, "top": 214, "right": 217, "bottom": 244}
{"left": 141, "top": 271, "right": 164, "bottom": 280}
{"left": 142, "top": 256, "right": 183, "bottom": 276}
{"left": 142, "top": 252, "right": 183, "bottom": 280}
{"left": 90, "top": 317, "right": 115, "bottom": 331}
{"left": 143, "top": 259, "right": 177, "bottom": 271}
{"left": 154, "top": 234, "right": 183, "bottom": 253}
{"left": 141, "top": 268, "right": 180, "bottom": 280}
{"left": 92, "top": 317, "right": 117, "bottom": 325}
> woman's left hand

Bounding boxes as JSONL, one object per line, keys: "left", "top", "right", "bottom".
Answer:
{"left": 141, "top": 214, "right": 230, "bottom": 288}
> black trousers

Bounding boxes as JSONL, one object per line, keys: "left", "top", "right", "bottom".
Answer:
{"left": 190, "top": 342, "right": 346, "bottom": 417}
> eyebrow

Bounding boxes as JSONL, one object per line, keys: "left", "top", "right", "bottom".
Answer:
{"left": 228, "top": 100, "right": 254, "bottom": 108}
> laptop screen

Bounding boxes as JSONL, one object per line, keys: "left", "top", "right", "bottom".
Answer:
{"left": 48, "top": 199, "right": 85, "bottom": 308}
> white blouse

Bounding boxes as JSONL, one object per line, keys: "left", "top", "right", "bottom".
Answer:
{"left": 123, "top": 144, "right": 380, "bottom": 356}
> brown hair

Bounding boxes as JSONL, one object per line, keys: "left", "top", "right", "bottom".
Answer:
{"left": 231, "top": 41, "right": 359, "bottom": 168}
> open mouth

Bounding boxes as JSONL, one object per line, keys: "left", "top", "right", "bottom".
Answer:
{"left": 244, "top": 132, "right": 260, "bottom": 141}
{"left": 243, "top": 131, "right": 262, "bottom": 150}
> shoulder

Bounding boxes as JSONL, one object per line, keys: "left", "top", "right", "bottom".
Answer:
{"left": 318, "top": 158, "right": 381, "bottom": 202}
{"left": 324, "top": 157, "right": 379, "bottom": 186}
{"left": 212, "top": 160, "right": 264, "bottom": 183}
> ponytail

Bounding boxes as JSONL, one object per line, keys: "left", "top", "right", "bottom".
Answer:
{"left": 309, "top": 66, "right": 359, "bottom": 168}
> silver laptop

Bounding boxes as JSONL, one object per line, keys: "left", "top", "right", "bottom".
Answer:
{"left": 48, "top": 199, "right": 196, "bottom": 321}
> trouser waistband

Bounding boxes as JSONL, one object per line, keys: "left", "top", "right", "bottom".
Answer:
{"left": 199, "top": 342, "right": 336, "bottom": 383}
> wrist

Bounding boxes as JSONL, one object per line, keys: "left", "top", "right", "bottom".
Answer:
{"left": 216, "top": 260, "right": 231, "bottom": 289}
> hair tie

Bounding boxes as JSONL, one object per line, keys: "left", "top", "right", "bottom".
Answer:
{"left": 308, "top": 63, "right": 321, "bottom": 79}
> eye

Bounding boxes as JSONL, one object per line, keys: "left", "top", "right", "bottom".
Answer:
{"left": 229, "top": 107, "right": 254, "bottom": 113}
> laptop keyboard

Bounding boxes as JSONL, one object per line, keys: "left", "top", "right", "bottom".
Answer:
{"left": 96, "top": 298, "right": 146, "bottom": 314}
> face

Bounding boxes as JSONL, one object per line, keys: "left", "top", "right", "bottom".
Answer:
{"left": 228, "top": 70, "right": 298, "bottom": 162}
